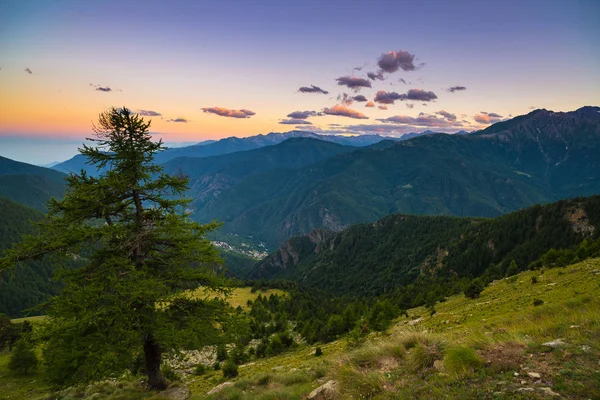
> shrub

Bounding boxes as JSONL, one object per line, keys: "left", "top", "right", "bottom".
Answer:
{"left": 464, "top": 278, "right": 484, "bottom": 299}
{"left": 348, "top": 345, "right": 386, "bottom": 368}
{"left": 222, "top": 360, "right": 239, "bottom": 378}
{"left": 336, "top": 365, "right": 383, "bottom": 398}
{"left": 315, "top": 347, "right": 323, "bottom": 357}
{"left": 443, "top": 346, "right": 484, "bottom": 376}
{"left": 160, "top": 363, "right": 179, "bottom": 381}
{"left": 216, "top": 343, "right": 228, "bottom": 361}
{"left": 194, "top": 364, "right": 208, "bottom": 375}
{"left": 8, "top": 339, "right": 38, "bottom": 375}
{"left": 213, "top": 361, "right": 221, "bottom": 370}
{"left": 407, "top": 343, "right": 440, "bottom": 372}
{"left": 533, "top": 298, "right": 544, "bottom": 306}
{"left": 531, "top": 276, "right": 538, "bottom": 284}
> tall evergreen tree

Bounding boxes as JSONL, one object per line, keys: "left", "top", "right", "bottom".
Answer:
{"left": 0, "top": 107, "right": 227, "bottom": 390}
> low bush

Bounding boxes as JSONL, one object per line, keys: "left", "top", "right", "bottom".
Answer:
{"left": 443, "top": 346, "right": 484, "bottom": 376}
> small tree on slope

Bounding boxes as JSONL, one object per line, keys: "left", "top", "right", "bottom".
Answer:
{"left": 8, "top": 339, "right": 38, "bottom": 375}
{"left": 0, "top": 107, "right": 227, "bottom": 390}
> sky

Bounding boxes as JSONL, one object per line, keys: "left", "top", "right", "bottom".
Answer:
{"left": 1, "top": 0, "right": 599, "bottom": 164}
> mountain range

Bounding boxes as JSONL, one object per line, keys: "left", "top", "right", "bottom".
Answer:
{"left": 52, "top": 130, "right": 405, "bottom": 176}
{"left": 0, "top": 156, "right": 67, "bottom": 212}
{"left": 3, "top": 106, "right": 600, "bottom": 250}
{"left": 183, "top": 106, "right": 600, "bottom": 248}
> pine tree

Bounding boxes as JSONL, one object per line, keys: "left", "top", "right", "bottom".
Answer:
{"left": 0, "top": 107, "right": 227, "bottom": 390}
{"left": 8, "top": 339, "right": 38, "bottom": 375}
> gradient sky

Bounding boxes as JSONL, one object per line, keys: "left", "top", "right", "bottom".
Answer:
{"left": 1, "top": 0, "right": 599, "bottom": 164}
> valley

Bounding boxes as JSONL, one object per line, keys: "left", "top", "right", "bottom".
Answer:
{"left": 1, "top": 106, "right": 599, "bottom": 399}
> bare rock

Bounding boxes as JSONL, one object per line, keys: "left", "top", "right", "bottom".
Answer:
{"left": 308, "top": 380, "right": 338, "bottom": 400}
{"left": 162, "top": 387, "right": 190, "bottom": 400}
{"left": 207, "top": 382, "right": 234, "bottom": 396}
{"left": 539, "top": 387, "right": 561, "bottom": 397}
{"left": 541, "top": 339, "right": 566, "bottom": 349}
{"left": 433, "top": 360, "right": 444, "bottom": 372}
{"left": 527, "top": 372, "right": 541, "bottom": 379}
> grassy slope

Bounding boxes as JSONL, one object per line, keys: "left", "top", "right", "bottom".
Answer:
{"left": 1, "top": 261, "right": 598, "bottom": 399}
{"left": 192, "top": 259, "right": 600, "bottom": 399}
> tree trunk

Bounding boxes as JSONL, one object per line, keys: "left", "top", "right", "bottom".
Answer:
{"left": 144, "top": 334, "right": 167, "bottom": 390}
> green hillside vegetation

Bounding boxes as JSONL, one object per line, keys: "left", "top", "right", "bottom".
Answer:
{"left": 161, "top": 138, "right": 357, "bottom": 215}
{"left": 0, "top": 197, "right": 65, "bottom": 318}
{"left": 3, "top": 257, "right": 596, "bottom": 399}
{"left": 251, "top": 196, "right": 600, "bottom": 297}
{"left": 0, "top": 156, "right": 67, "bottom": 212}
{"left": 190, "top": 108, "right": 600, "bottom": 248}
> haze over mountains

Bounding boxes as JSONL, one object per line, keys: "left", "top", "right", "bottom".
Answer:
{"left": 52, "top": 130, "right": 406, "bottom": 176}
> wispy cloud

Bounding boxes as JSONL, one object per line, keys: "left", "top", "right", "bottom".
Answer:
{"left": 377, "top": 50, "right": 423, "bottom": 73}
{"left": 335, "top": 76, "right": 372, "bottom": 91}
{"left": 374, "top": 89, "right": 438, "bottom": 104}
{"left": 337, "top": 93, "right": 353, "bottom": 106}
{"left": 378, "top": 105, "right": 388, "bottom": 110}
{"left": 24, "top": 68, "right": 33, "bottom": 74}
{"left": 367, "top": 71, "right": 385, "bottom": 81}
{"left": 287, "top": 110, "right": 319, "bottom": 119}
{"left": 323, "top": 105, "right": 369, "bottom": 119}
{"left": 379, "top": 113, "right": 464, "bottom": 128}
{"left": 298, "top": 85, "right": 329, "bottom": 94}
{"left": 352, "top": 95, "right": 368, "bottom": 102}
{"left": 447, "top": 85, "right": 466, "bottom": 93}
{"left": 95, "top": 86, "right": 112, "bottom": 92}
{"left": 167, "top": 118, "right": 188, "bottom": 123}
{"left": 137, "top": 110, "right": 162, "bottom": 117}
{"left": 436, "top": 110, "right": 457, "bottom": 121}
{"left": 473, "top": 111, "right": 503, "bottom": 124}
{"left": 202, "top": 107, "right": 255, "bottom": 118}
{"left": 279, "top": 119, "right": 313, "bottom": 125}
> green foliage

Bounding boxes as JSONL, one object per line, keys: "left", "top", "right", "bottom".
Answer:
{"left": 464, "top": 278, "right": 484, "bottom": 299}
{"left": 0, "top": 197, "right": 72, "bottom": 318}
{"left": 0, "top": 107, "right": 228, "bottom": 390}
{"left": 216, "top": 343, "right": 228, "bottom": 362}
{"left": 443, "top": 346, "right": 483, "bottom": 376}
{"left": 222, "top": 359, "right": 239, "bottom": 378}
{"left": 8, "top": 339, "right": 38, "bottom": 375}
{"left": 406, "top": 343, "right": 440, "bottom": 372}
{"left": 506, "top": 260, "right": 519, "bottom": 277}
{"left": 160, "top": 363, "right": 179, "bottom": 382}
{"left": 0, "top": 155, "right": 66, "bottom": 212}
{"left": 194, "top": 364, "right": 208, "bottom": 375}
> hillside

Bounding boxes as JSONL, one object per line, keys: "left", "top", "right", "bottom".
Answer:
{"left": 0, "top": 156, "right": 67, "bottom": 211}
{"left": 0, "top": 197, "right": 64, "bottom": 317}
{"left": 191, "top": 107, "right": 600, "bottom": 248}
{"left": 161, "top": 138, "right": 358, "bottom": 211}
{"left": 52, "top": 130, "right": 394, "bottom": 176}
{"left": 4, "top": 257, "right": 597, "bottom": 399}
{"left": 250, "top": 195, "right": 600, "bottom": 296}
